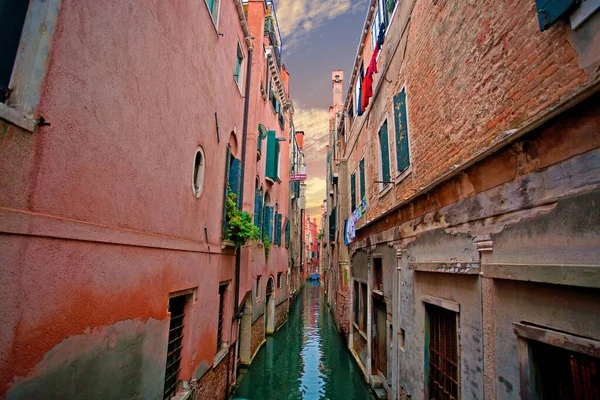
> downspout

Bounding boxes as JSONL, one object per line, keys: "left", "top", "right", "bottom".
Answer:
{"left": 227, "top": 2, "right": 253, "bottom": 395}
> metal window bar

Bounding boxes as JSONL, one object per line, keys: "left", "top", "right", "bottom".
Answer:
{"left": 428, "top": 305, "right": 458, "bottom": 400}
{"left": 217, "top": 285, "right": 226, "bottom": 351}
{"left": 164, "top": 296, "right": 186, "bottom": 400}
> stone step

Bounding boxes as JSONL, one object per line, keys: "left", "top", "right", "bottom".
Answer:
{"left": 374, "top": 387, "right": 387, "bottom": 400}
{"left": 369, "top": 374, "right": 383, "bottom": 388}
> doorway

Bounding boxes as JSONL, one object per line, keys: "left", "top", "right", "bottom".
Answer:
{"left": 372, "top": 294, "right": 387, "bottom": 378}
{"left": 265, "top": 276, "right": 275, "bottom": 334}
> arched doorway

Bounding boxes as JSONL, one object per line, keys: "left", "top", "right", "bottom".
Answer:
{"left": 265, "top": 276, "right": 275, "bottom": 335}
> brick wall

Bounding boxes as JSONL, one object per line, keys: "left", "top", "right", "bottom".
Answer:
{"left": 275, "top": 300, "right": 288, "bottom": 330}
{"left": 194, "top": 347, "right": 235, "bottom": 400}
{"left": 250, "top": 315, "right": 265, "bottom": 357}
{"left": 343, "top": 0, "right": 598, "bottom": 236}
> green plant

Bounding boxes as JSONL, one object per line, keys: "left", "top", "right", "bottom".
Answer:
{"left": 263, "top": 233, "right": 272, "bottom": 260}
{"left": 317, "top": 231, "right": 324, "bottom": 241}
{"left": 225, "top": 191, "right": 260, "bottom": 247}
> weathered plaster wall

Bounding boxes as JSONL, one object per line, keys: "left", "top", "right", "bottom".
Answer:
{"left": 0, "top": 0, "right": 249, "bottom": 398}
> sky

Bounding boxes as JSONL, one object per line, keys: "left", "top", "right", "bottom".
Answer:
{"left": 274, "top": 0, "right": 368, "bottom": 226}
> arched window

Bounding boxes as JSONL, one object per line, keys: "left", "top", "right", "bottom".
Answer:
{"left": 254, "top": 178, "right": 263, "bottom": 229}
{"left": 263, "top": 191, "right": 273, "bottom": 242}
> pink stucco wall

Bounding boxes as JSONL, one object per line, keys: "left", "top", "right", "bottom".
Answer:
{"left": 0, "top": 0, "right": 252, "bottom": 398}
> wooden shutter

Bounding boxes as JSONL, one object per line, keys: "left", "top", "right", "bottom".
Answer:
{"left": 229, "top": 158, "right": 241, "bottom": 199}
{"left": 0, "top": 0, "right": 30, "bottom": 102}
{"left": 266, "top": 130, "right": 277, "bottom": 180}
{"left": 285, "top": 219, "right": 290, "bottom": 249}
{"left": 265, "top": 206, "right": 274, "bottom": 242}
{"left": 359, "top": 159, "right": 366, "bottom": 201}
{"left": 394, "top": 89, "right": 410, "bottom": 174}
{"left": 536, "top": 0, "right": 577, "bottom": 31}
{"left": 254, "top": 188, "right": 263, "bottom": 228}
{"left": 350, "top": 172, "right": 357, "bottom": 211}
{"left": 222, "top": 145, "right": 232, "bottom": 238}
{"left": 379, "top": 121, "right": 391, "bottom": 183}
{"left": 274, "top": 213, "right": 282, "bottom": 246}
{"left": 274, "top": 139, "right": 280, "bottom": 181}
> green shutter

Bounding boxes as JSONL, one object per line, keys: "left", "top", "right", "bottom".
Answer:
{"left": 274, "top": 212, "right": 282, "bottom": 246}
{"left": 266, "top": 130, "right": 277, "bottom": 180}
{"left": 265, "top": 206, "right": 274, "bottom": 242}
{"left": 229, "top": 158, "right": 241, "bottom": 200}
{"left": 535, "top": 0, "right": 577, "bottom": 31}
{"left": 254, "top": 189, "right": 263, "bottom": 228}
{"left": 206, "top": 0, "right": 215, "bottom": 14}
{"left": 359, "top": 159, "right": 366, "bottom": 201}
{"left": 274, "top": 139, "right": 280, "bottom": 181}
{"left": 394, "top": 89, "right": 410, "bottom": 174}
{"left": 351, "top": 172, "right": 356, "bottom": 211}
{"left": 222, "top": 145, "right": 232, "bottom": 238}
{"left": 285, "top": 219, "right": 290, "bottom": 249}
{"left": 379, "top": 121, "right": 391, "bottom": 183}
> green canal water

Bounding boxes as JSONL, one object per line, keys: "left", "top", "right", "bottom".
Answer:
{"left": 233, "top": 281, "right": 374, "bottom": 400}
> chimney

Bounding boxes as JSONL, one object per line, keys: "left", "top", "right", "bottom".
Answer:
{"left": 332, "top": 70, "right": 344, "bottom": 111}
{"left": 296, "top": 130, "right": 304, "bottom": 149}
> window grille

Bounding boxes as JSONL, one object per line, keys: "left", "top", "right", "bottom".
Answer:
{"left": 217, "top": 284, "right": 226, "bottom": 351}
{"left": 164, "top": 296, "right": 186, "bottom": 399}
{"left": 427, "top": 304, "right": 459, "bottom": 400}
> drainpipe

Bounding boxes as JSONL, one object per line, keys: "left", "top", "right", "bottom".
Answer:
{"left": 227, "top": 28, "right": 254, "bottom": 398}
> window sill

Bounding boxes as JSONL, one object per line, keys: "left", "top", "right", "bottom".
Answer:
{"left": 378, "top": 183, "right": 392, "bottom": 198}
{"left": 394, "top": 166, "right": 412, "bottom": 185}
{"left": 221, "top": 239, "right": 236, "bottom": 249}
{"left": 213, "top": 345, "right": 229, "bottom": 367}
{"left": 0, "top": 103, "right": 36, "bottom": 132}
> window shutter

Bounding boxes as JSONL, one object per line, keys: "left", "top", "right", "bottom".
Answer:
{"left": 222, "top": 145, "right": 232, "bottom": 238}
{"left": 350, "top": 172, "right": 357, "bottom": 211}
{"left": 394, "top": 89, "right": 410, "bottom": 174}
{"left": 273, "top": 212, "right": 278, "bottom": 245}
{"left": 274, "top": 212, "right": 282, "bottom": 246}
{"left": 266, "top": 130, "right": 277, "bottom": 180}
{"left": 0, "top": 0, "right": 30, "bottom": 102}
{"left": 265, "top": 206, "right": 274, "bottom": 242}
{"left": 379, "top": 121, "right": 391, "bottom": 183}
{"left": 274, "top": 139, "right": 280, "bottom": 181}
{"left": 229, "top": 158, "right": 241, "bottom": 199}
{"left": 285, "top": 219, "right": 290, "bottom": 249}
{"left": 254, "top": 189, "right": 263, "bottom": 228}
{"left": 359, "top": 159, "right": 366, "bottom": 201}
{"left": 535, "top": 0, "right": 577, "bottom": 31}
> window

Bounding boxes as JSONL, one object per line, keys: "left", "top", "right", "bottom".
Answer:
{"left": 222, "top": 144, "right": 242, "bottom": 238}
{"left": 426, "top": 304, "right": 459, "bottom": 400}
{"left": 256, "top": 275, "right": 262, "bottom": 298}
{"left": 371, "top": 0, "right": 389, "bottom": 50}
{"left": 515, "top": 322, "right": 600, "bottom": 400}
{"left": 277, "top": 272, "right": 282, "bottom": 289}
{"left": 205, "top": 0, "right": 220, "bottom": 26}
{"left": 263, "top": 192, "right": 273, "bottom": 242}
{"left": 192, "top": 147, "right": 205, "bottom": 198}
{"left": 378, "top": 120, "right": 391, "bottom": 188}
{"left": 234, "top": 42, "right": 244, "bottom": 87}
{"left": 284, "top": 218, "right": 290, "bottom": 249}
{"left": 254, "top": 182, "right": 264, "bottom": 229}
{"left": 0, "top": 1, "right": 29, "bottom": 103}
{"left": 394, "top": 88, "right": 411, "bottom": 175}
{"left": 164, "top": 294, "right": 190, "bottom": 400}
{"left": 0, "top": 0, "right": 60, "bottom": 131}
{"left": 217, "top": 283, "right": 228, "bottom": 351}
{"left": 353, "top": 280, "right": 368, "bottom": 334}
{"left": 373, "top": 258, "right": 383, "bottom": 292}
{"left": 359, "top": 159, "right": 366, "bottom": 202}
{"left": 350, "top": 171, "right": 357, "bottom": 211}
{"left": 354, "top": 62, "right": 365, "bottom": 116}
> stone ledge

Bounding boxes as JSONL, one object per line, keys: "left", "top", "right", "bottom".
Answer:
{"left": 483, "top": 264, "right": 600, "bottom": 288}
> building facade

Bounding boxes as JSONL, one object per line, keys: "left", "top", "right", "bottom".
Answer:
{"left": 0, "top": 0, "right": 299, "bottom": 399}
{"left": 328, "top": 0, "right": 600, "bottom": 399}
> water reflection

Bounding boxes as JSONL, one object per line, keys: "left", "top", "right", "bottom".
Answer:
{"left": 234, "top": 282, "right": 373, "bottom": 400}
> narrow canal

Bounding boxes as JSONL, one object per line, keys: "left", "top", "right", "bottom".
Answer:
{"left": 233, "top": 281, "right": 374, "bottom": 400}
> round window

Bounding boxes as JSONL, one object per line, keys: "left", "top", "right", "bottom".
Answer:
{"left": 192, "top": 147, "right": 205, "bottom": 198}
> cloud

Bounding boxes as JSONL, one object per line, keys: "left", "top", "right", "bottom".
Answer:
{"left": 293, "top": 107, "right": 330, "bottom": 162}
{"left": 304, "top": 176, "right": 326, "bottom": 218}
{"left": 276, "top": 0, "right": 367, "bottom": 48}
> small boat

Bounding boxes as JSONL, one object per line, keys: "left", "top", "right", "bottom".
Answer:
{"left": 308, "top": 273, "right": 320, "bottom": 281}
